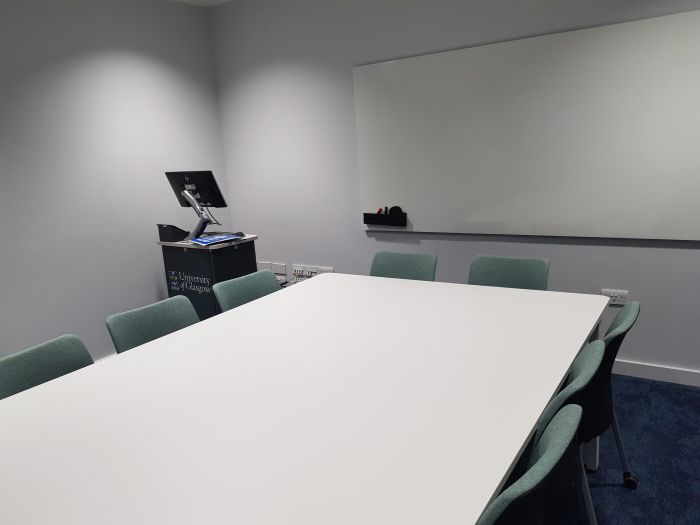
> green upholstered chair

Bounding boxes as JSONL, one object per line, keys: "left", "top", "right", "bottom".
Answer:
{"left": 476, "top": 405, "right": 587, "bottom": 525}
{"left": 499, "top": 341, "right": 605, "bottom": 525}
{"left": 369, "top": 251, "right": 437, "bottom": 281}
{"left": 533, "top": 341, "right": 606, "bottom": 444}
{"left": 578, "top": 301, "right": 641, "bottom": 489}
{"left": 467, "top": 255, "right": 550, "bottom": 290}
{"left": 0, "top": 334, "right": 93, "bottom": 400}
{"left": 106, "top": 295, "right": 199, "bottom": 354}
{"left": 213, "top": 270, "right": 281, "bottom": 312}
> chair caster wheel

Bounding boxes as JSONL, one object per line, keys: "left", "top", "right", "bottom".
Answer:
{"left": 623, "top": 472, "right": 638, "bottom": 490}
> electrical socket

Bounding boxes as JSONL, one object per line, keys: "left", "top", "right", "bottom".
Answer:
{"left": 257, "top": 261, "right": 272, "bottom": 272}
{"left": 601, "top": 288, "right": 629, "bottom": 306}
{"left": 291, "top": 264, "right": 306, "bottom": 284}
{"left": 272, "top": 262, "right": 287, "bottom": 276}
{"left": 264, "top": 263, "right": 332, "bottom": 284}
{"left": 290, "top": 264, "right": 330, "bottom": 283}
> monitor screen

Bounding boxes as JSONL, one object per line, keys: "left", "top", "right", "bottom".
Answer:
{"left": 165, "top": 171, "right": 227, "bottom": 208}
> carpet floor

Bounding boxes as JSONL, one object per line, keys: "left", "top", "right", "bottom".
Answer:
{"left": 588, "top": 374, "right": 700, "bottom": 525}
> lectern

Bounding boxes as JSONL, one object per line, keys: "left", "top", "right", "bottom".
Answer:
{"left": 158, "top": 170, "right": 257, "bottom": 318}
{"left": 157, "top": 235, "right": 258, "bottom": 319}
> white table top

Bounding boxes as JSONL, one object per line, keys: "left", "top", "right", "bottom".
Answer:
{"left": 0, "top": 273, "right": 607, "bottom": 525}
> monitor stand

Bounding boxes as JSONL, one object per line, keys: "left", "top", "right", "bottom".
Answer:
{"left": 181, "top": 189, "right": 212, "bottom": 241}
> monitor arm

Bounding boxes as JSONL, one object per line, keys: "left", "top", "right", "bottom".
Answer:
{"left": 181, "top": 189, "right": 211, "bottom": 240}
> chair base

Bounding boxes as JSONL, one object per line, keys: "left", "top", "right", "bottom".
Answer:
{"left": 623, "top": 472, "right": 639, "bottom": 490}
{"left": 579, "top": 447, "right": 599, "bottom": 525}
{"left": 582, "top": 437, "right": 599, "bottom": 472}
{"left": 611, "top": 408, "right": 638, "bottom": 490}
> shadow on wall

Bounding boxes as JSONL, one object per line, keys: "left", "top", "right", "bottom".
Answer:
{"left": 365, "top": 229, "right": 700, "bottom": 250}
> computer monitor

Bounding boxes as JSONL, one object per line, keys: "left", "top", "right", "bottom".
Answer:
{"left": 166, "top": 171, "right": 227, "bottom": 208}
{"left": 165, "top": 171, "right": 227, "bottom": 241}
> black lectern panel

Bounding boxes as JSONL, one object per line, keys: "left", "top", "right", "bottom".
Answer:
{"left": 160, "top": 240, "right": 257, "bottom": 319}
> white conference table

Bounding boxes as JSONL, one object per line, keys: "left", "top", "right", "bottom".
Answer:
{"left": 0, "top": 273, "right": 607, "bottom": 525}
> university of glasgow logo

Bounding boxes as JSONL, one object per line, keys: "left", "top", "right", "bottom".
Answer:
{"left": 167, "top": 271, "right": 212, "bottom": 295}
{"left": 168, "top": 271, "right": 180, "bottom": 292}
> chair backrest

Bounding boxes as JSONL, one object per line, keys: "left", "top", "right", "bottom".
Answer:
{"left": 0, "top": 334, "right": 93, "bottom": 400}
{"left": 476, "top": 404, "right": 583, "bottom": 525}
{"left": 467, "top": 255, "right": 550, "bottom": 290}
{"left": 213, "top": 270, "right": 281, "bottom": 312}
{"left": 501, "top": 341, "right": 603, "bottom": 490}
{"left": 106, "top": 295, "right": 199, "bottom": 354}
{"left": 603, "top": 301, "right": 640, "bottom": 354}
{"left": 369, "top": 251, "right": 437, "bottom": 281}
{"left": 578, "top": 301, "right": 640, "bottom": 440}
{"left": 532, "top": 341, "right": 605, "bottom": 444}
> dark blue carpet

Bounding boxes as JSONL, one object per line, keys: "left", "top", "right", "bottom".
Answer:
{"left": 588, "top": 374, "right": 700, "bottom": 525}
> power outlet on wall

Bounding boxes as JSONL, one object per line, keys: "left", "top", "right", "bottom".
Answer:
{"left": 601, "top": 288, "right": 629, "bottom": 306}
{"left": 290, "top": 264, "right": 334, "bottom": 284}
{"left": 257, "top": 261, "right": 272, "bottom": 272}
{"left": 259, "top": 261, "right": 287, "bottom": 284}
{"left": 272, "top": 262, "right": 287, "bottom": 276}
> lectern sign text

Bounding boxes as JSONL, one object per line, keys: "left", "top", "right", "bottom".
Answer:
{"left": 168, "top": 271, "right": 212, "bottom": 295}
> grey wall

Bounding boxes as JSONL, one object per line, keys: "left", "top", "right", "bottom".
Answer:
{"left": 211, "top": 0, "right": 700, "bottom": 382}
{"left": 3, "top": 0, "right": 698, "bottom": 381}
{"left": 0, "top": 0, "right": 227, "bottom": 360}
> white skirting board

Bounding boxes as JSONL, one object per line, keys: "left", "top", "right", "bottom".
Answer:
{"left": 614, "top": 359, "right": 700, "bottom": 388}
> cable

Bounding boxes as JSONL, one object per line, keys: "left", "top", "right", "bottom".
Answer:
{"left": 205, "top": 206, "right": 222, "bottom": 226}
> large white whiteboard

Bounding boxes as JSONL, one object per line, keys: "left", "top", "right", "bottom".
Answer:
{"left": 353, "top": 11, "right": 700, "bottom": 239}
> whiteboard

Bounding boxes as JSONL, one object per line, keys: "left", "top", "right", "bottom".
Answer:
{"left": 353, "top": 11, "right": 700, "bottom": 239}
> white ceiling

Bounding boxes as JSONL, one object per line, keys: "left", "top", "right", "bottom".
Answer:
{"left": 169, "top": 0, "right": 233, "bottom": 7}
